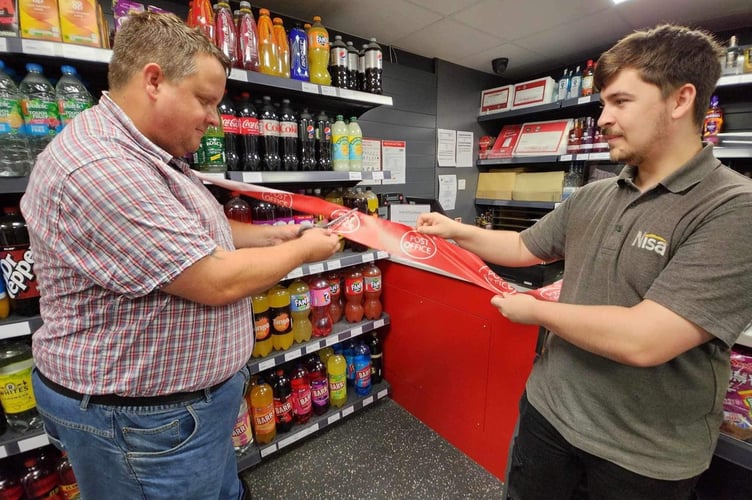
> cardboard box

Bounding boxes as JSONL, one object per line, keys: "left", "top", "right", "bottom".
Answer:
{"left": 512, "top": 171, "right": 564, "bottom": 202}
{"left": 59, "top": 0, "right": 100, "bottom": 47}
{"left": 514, "top": 119, "right": 573, "bottom": 156}
{"left": 512, "top": 77, "right": 556, "bottom": 110}
{"left": 476, "top": 172, "right": 517, "bottom": 200}
{"left": 0, "top": 0, "right": 19, "bottom": 37}
{"left": 19, "top": 0, "right": 60, "bottom": 41}
{"left": 479, "top": 85, "right": 513, "bottom": 115}
{"left": 487, "top": 124, "right": 523, "bottom": 158}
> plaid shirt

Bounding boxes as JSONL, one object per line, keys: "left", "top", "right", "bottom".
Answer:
{"left": 20, "top": 93, "right": 253, "bottom": 396}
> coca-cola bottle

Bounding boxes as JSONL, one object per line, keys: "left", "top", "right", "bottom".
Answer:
{"left": 0, "top": 207, "right": 40, "bottom": 316}
{"left": 258, "top": 96, "right": 281, "bottom": 171}
{"left": 279, "top": 99, "right": 299, "bottom": 171}
{"left": 314, "top": 110, "right": 332, "bottom": 171}
{"left": 306, "top": 355, "right": 330, "bottom": 416}
{"left": 235, "top": 92, "right": 260, "bottom": 171}
{"left": 272, "top": 368, "right": 294, "bottom": 433}
{"left": 218, "top": 92, "right": 240, "bottom": 171}
{"left": 298, "top": 108, "right": 316, "bottom": 171}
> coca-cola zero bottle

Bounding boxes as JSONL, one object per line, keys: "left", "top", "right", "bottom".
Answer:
{"left": 258, "top": 96, "right": 281, "bottom": 171}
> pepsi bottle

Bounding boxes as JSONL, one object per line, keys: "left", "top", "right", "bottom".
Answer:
{"left": 258, "top": 96, "right": 281, "bottom": 171}
{"left": 314, "top": 110, "right": 332, "bottom": 171}
{"left": 218, "top": 92, "right": 240, "bottom": 171}
{"left": 236, "top": 92, "right": 260, "bottom": 171}
{"left": 298, "top": 108, "right": 316, "bottom": 171}
{"left": 279, "top": 99, "right": 299, "bottom": 171}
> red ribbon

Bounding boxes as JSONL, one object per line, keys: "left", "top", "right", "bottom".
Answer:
{"left": 196, "top": 172, "right": 560, "bottom": 301}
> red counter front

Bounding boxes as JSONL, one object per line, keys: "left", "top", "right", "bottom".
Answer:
{"left": 380, "top": 260, "right": 539, "bottom": 480}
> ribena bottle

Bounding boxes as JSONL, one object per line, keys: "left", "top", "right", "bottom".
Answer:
{"left": 309, "top": 274, "right": 333, "bottom": 337}
{"left": 224, "top": 192, "right": 251, "bottom": 223}
{"left": 298, "top": 108, "right": 316, "bottom": 171}
{"left": 235, "top": 92, "right": 260, "bottom": 171}
{"left": 314, "top": 110, "right": 332, "bottom": 171}
{"left": 306, "top": 355, "right": 330, "bottom": 416}
{"left": 258, "top": 96, "right": 281, "bottom": 171}
{"left": 218, "top": 92, "right": 240, "bottom": 171}
{"left": 290, "top": 364, "right": 312, "bottom": 424}
{"left": 272, "top": 368, "right": 294, "bottom": 433}
{"left": 279, "top": 99, "right": 298, "bottom": 171}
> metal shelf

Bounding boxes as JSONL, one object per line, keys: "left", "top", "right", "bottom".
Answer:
{"left": 0, "top": 427, "right": 49, "bottom": 459}
{"left": 475, "top": 198, "right": 557, "bottom": 210}
{"left": 0, "top": 314, "right": 43, "bottom": 341}
{"left": 478, "top": 94, "right": 601, "bottom": 123}
{"left": 284, "top": 249, "right": 389, "bottom": 282}
{"left": 478, "top": 155, "right": 560, "bottom": 166}
{"left": 0, "top": 177, "right": 29, "bottom": 194}
{"left": 227, "top": 170, "right": 391, "bottom": 184}
{"left": 715, "top": 433, "right": 752, "bottom": 471}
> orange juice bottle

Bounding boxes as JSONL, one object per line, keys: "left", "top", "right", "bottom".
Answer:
{"left": 59, "top": 0, "right": 100, "bottom": 47}
{"left": 251, "top": 290, "right": 273, "bottom": 358}
{"left": 272, "top": 17, "right": 290, "bottom": 78}
{"left": 307, "top": 16, "right": 331, "bottom": 85}
{"left": 327, "top": 353, "right": 347, "bottom": 407}
{"left": 249, "top": 376, "right": 276, "bottom": 444}
{"left": 19, "top": 0, "right": 61, "bottom": 42}
{"left": 257, "top": 8, "right": 279, "bottom": 77}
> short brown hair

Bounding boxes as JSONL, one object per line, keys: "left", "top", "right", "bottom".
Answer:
{"left": 594, "top": 25, "right": 724, "bottom": 128}
{"left": 108, "top": 12, "right": 231, "bottom": 91}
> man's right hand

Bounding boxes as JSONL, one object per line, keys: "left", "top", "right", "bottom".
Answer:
{"left": 297, "top": 227, "right": 341, "bottom": 262}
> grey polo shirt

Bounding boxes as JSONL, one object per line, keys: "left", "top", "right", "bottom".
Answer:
{"left": 520, "top": 144, "right": 752, "bottom": 480}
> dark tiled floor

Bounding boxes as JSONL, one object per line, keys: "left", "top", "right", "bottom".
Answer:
{"left": 242, "top": 398, "right": 505, "bottom": 499}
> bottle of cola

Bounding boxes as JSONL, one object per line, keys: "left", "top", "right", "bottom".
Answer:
{"left": 258, "top": 96, "right": 281, "bottom": 171}
{"left": 235, "top": 92, "right": 261, "bottom": 171}
{"left": 365, "top": 38, "right": 383, "bottom": 94}
{"left": 279, "top": 99, "right": 299, "bottom": 171}
{"left": 314, "top": 110, "right": 332, "bottom": 171}
{"left": 218, "top": 92, "right": 240, "bottom": 171}
{"left": 298, "top": 108, "right": 316, "bottom": 171}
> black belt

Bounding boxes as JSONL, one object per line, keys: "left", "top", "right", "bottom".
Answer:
{"left": 36, "top": 369, "right": 231, "bottom": 407}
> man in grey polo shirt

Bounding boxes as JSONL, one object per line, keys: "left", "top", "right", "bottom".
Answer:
{"left": 417, "top": 25, "right": 752, "bottom": 499}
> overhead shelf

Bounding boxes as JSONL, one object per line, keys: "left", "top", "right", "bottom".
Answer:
{"left": 226, "top": 170, "right": 390, "bottom": 184}
{"left": 475, "top": 199, "right": 557, "bottom": 210}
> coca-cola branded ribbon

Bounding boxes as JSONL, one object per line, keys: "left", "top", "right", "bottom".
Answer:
{"left": 196, "top": 172, "right": 561, "bottom": 302}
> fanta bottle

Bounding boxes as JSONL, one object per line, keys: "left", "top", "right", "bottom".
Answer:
{"left": 249, "top": 376, "right": 276, "bottom": 444}
{"left": 327, "top": 353, "right": 347, "bottom": 408}
{"left": 307, "top": 16, "right": 331, "bottom": 85}
{"left": 288, "top": 278, "right": 312, "bottom": 343}
{"left": 290, "top": 364, "right": 313, "bottom": 424}
{"left": 256, "top": 8, "right": 279, "bottom": 76}
{"left": 268, "top": 284, "right": 293, "bottom": 350}
{"left": 343, "top": 266, "right": 364, "bottom": 323}
{"left": 272, "top": 17, "right": 290, "bottom": 78}
{"left": 272, "top": 368, "right": 294, "bottom": 433}
{"left": 362, "top": 262, "right": 383, "bottom": 320}
{"left": 307, "top": 355, "right": 329, "bottom": 415}
{"left": 251, "top": 290, "right": 273, "bottom": 357}
{"left": 309, "top": 274, "right": 333, "bottom": 337}
{"left": 324, "top": 270, "right": 343, "bottom": 323}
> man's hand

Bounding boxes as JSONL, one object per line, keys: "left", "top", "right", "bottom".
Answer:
{"left": 490, "top": 292, "right": 539, "bottom": 324}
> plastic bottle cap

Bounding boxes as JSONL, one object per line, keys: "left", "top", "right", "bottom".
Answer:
{"left": 25, "top": 63, "right": 43, "bottom": 73}
{"left": 60, "top": 65, "right": 75, "bottom": 74}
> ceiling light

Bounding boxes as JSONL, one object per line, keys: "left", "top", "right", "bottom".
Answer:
{"left": 612, "top": 0, "right": 631, "bottom": 4}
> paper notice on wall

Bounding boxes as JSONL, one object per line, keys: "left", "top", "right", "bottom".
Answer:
{"left": 456, "top": 131, "right": 474, "bottom": 167}
{"left": 382, "top": 140, "right": 406, "bottom": 185}
{"left": 360, "top": 138, "right": 382, "bottom": 186}
{"left": 437, "top": 129, "right": 456, "bottom": 167}
{"left": 438, "top": 174, "right": 457, "bottom": 211}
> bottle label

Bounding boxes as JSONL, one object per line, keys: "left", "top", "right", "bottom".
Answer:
{"left": 270, "top": 307, "right": 291, "bottom": 334}
{"left": 221, "top": 114, "right": 240, "bottom": 135}
{"left": 253, "top": 311, "right": 271, "bottom": 341}
{"left": 328, "top": 280, "right": 340, "bottom": 296}
{"left": 200, "top": 135, "right": 225, "bottom": 166}
{"left": 0, "top": 97, "right": 25, "bottom": 134}
{"left": 290, "top": 292, "right": 310, "bottom": 313}
{"left": 291, "top": 34, "right": 309, "bottom": 71}
{"left": 344, "top": 277, "right": 363, "bottom": 296}
{"left": 0, "top": 364, "right": 36, "bottom": 415}
{"left": 310, "top": 32, "right": 328, "bottom": 50}
{"left": 251, "top": 402, "right": 275, "bottom": 434}
{"left": 259, "top": 118, "right": 280, "bottom": 137}
{"left": 60, "top": 481, "right": 81, "bottom": 499}
{"left": 364, "top": 276, "right": 381, "bottom": 292}
{"left": 59, "top": 98, "right": 91, "bottom": 126}
{"left": 232, "top": 400, "right": 253, "bottom": 448}
{"left": 332, "top": 135, "right": 349, "bottom": 161}
{"left": 279, "top": 121, "right": 298, "bottom": 138}
{"left": 239, "top": 116, "right": 260, "bottom": 136}
{"left": 0, "top": 247, "right": 40, "bottom": 301}
{"left": 365, "top": 50, "right": 382, "bottom": 70}
{"left": 21, "top": 98, "right": 60, "bottom": 136}
{"left": 274, "top": 395, "right": 293, "bottom": 422}
{"left": 354, "top": 360, "right": 371, "bottom": 389}
{"left": 330, "top": 47, "right": 347, "bottom": 67}
{"left": 329, "top": 373, "right": 346, "bottom": 400}
{"left": 348, "top": 136, "right": 362, "bottom": 161}
{"left": 310, "top": 378, "right": 329, "bottom": 406}
{"left": 291, "top": 381, "right": 312, "bottom": 416}
{"left": 310, "top": 287, "right": 331, "bottom": 307}
{"left": 303, "top": 123, "right": 315, "bottom": 140}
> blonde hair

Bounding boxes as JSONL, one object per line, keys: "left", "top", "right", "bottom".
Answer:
{"left": 108, "top": 11, "right": 231, "bottom": 90}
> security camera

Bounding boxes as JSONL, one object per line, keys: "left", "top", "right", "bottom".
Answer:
{"left": 492, "top": 57, "right": 509, "bottom": 75}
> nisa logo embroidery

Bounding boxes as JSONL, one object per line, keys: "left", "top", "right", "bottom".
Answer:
{"left": 631, "top": 231, "right": 667, "bottom": 256}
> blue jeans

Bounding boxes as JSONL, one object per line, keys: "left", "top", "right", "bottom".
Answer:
{"left": 32, "top": 367, "right": 249, "bottom": 500}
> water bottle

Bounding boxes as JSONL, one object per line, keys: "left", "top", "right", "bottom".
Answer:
{"left": 19, "top": 63, "right": 60, "bottom": 160}
{"left": 364, "top": 38, "right": 383, "bottom": 94}
{"left": 279, "top": 99, "right": 298, "bottom": 171}
{"left": 288, "top": 24, "right": 309, "bottom": 82}
{"left": 0, "top": 61, "right": 33, "bottom": 177}
{"left": 56, "top": 65, "right": 93, "bottom": 128}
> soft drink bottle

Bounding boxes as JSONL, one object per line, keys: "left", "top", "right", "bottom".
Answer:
{"left": 309, "top": 274, "right": 332, "bottom": 337}
{"left": 278, "top": 99, "right": 298, "bottom": 171}
{"left": 327, "top": 353, "right": 347, "bottom": 408}
{"left": 298, "top": 108, "right": 315, "bottom": 171}
{"left": 275, "top": 204, "right": 294, "bottom": 225}
{"left": 314, "top": 110, "right": 332, "bottom": 171}
{"left": 19, "top": 63, "right": 60, "bottom": 160}
{"left": 353, "top": 342, "right": 372, "bottom": 396}
{"left": 21, "top": 454, "right": 62, "bottom": 500}
{"left": 272, "top": 17, "right": 290, "bottom": 78}
{"left": 0, "top": 207, "right": 40, "bottom": 316}
{"left": 307, "top": 16, "right": 331, "bottom": 85}
{"left": 235, "top": 92, "right": 260, "bottom": 171}
{"left": 331, "top": 114, "right": 349, "bottom": 172}
{"left": 358, "top": 43, "right": 367, "bottom": 91}
{"left": 232, "top": 396, "right": 254, "bottom": 455}
{"left": 235, "top": 1, "right": 259, "bottom": 72}
{"left": 197, "top": 110, "right": 226, "bottom": 173}
{"left": 347, "top": 116, "right": 363, "bottom": 172}
{"left": 214, "top": 1, "right": 238, "bottom": 68}
{"left": 0, "top": 465, "right": 23, "bottom": 500}
{"left": 224, "top": 192, "right": 251, "bottom": 223}
{"left": 258, "top": 95, "right": 281, "bottom": 171}
{"left": 288, "top": 24, "right": 309, "bottom": 82}
{"left": 256, "top": 8, "right": 279, "bottom": 77}
{"left": 251, "top": 290, "right": 273, "bottom": 358}
{"left": 343, "top": 266, "right": 364, "bottom": 323}
{"left": 56, "top": 452, "right": 79, "bottom": 500}
{"left": 218, "top": 92, "right": 240, "bottom": 171}
{"left": 0, "top": 60, "right": 32, "bottom": 177}
{"left": 186, "top": 0, "right": 214, "bottom": 42}
{"left": 271, "top": 368, "right": 294, "bottom": 433}
{"left": 306, "top": 355, "right": 329, "bottom": 415}
{"left": 249, "top": 377, "right": 276, "bottom": 444}
{"left": 251, "top": 199, "right": 276, "bottom": 225}
{"left": 288, "top": 278, "right": 312, "bottom": 343}
{"left": 268, "top": 284, "right": 293, "bottom": 350}
{"left": 367, "top": 330, "right": 383, "bottom": 384}
{"left": 364, "top": 38, "right": 383, "bottom": 94}
{"left": 0, "top": 340, "right": 42, "bottom": 432}
{"left": 324, "top": 270, "right": 343, "bottom": 323}
{"left": 290, "top": 364, "right": 313, "bottom": 424}
{"left": 55, "top": 65, "right": 93, "bottom": 128}
{"left": 342, "top": 339, "right": 356, "bottom": 386}
{"left": 362, "top": 262, "right": 382, "bottom": 320}
{"left": 329, "top": 35, "right": 348, "bottom": 89}
{"left": 346, "top": 41, "right": 359, "bottom": 91}
{"left": 318, "top": 346, "right": 334, "bottom": 365}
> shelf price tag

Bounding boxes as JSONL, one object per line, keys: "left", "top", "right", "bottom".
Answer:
{"left": 325, "top": 259, "right": 342, "bottom": 271}
{"left": 370, "top": 171, "right": 384, "bottom": 181}
{"left": 361, "top": 252, "right": 374, "bottom": 263}
{"left": 363, "top": 396, "right": 374, "bottom": 406}
{"left": 19, "top": 434, "right": 50, "bottom": 452}
{"left": 0, "top": 39, "right": 6, "bottom": 52}
{"left": 351, "top": 326, "right": 363, "bottom": 336}
{"left": 286, "top": 268, "right": 303, "bottom": 280}
{"left": 377, "top": 388, "right": 389, "bottom": 399}
{"left": 374, "top": 318, "right": 385, "bottom": 329}
{"left": 342, "top": 406, "right": 354, "bottom": 417}
{"left": 301, "top": 82, "right": 319, "bottom": 94}
{"left": 348, "top": 172, "right": 363, "bottom": 181}
{"left": 328, "top": 413, "right": 341, "bottom": 425}
{"left": 324, "top": 336, "right": 340, "bottom": 347}
{"left": 308, "top": 263, "right": 325, "bottom": 274}
{"left": 559, "top": 154, "right": 573, "bottom": 162}
{"left": 284, "top": 349, "right": 301, "bottom": 361}
{"left": 23, "top": 40, "right": 61, "bottom": 57}
{"left": 241, "top": 172, "right": 263, "bottom": 183}
{"left": 321, "top": 86, "right": 337, "bottom": 97}
{"left": 258, "top": 359, "right": 276, "bottom": 371}
{"left": 577, "top": 96, "right": 591, "bottom": 105}
{"left": 0, "top": 321, "right": 32, "bottom": 340}
{"left": 260, "top": 444, "right": 277, "bottom": 457}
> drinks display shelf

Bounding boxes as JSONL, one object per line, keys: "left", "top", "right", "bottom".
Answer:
{"left": 0, "top": 314, "right": 43, "bottom": 341}
{"left": 0, "top": 176, "right": 29, "bottom": 193}
{"left": 236, "top": 380, "right": 391, "bottom": 472}
{"left": 475, "top": 199, "right": 558, "bottom": 210}
{"left": 478, "top": 94, "right": 600, "bottom": 122}
{"left": 717, "top": 73, "right": 752, "bottom": 87}
{"left": 715, "top": 432, "right": 752, "bottom": 471}
{"left": 226, "top": 170, "right": 391, "bottom": 184}
{"left": 713, "top": 146, "right": 752, "bottom": 159}
{"left": 478, "top": 152, "right": 610, "bottom": 167}
{"left": 0, "top": 426, "right": 48, "bottom": 459}
{"left": 247, "top": 314, "right": 389, "bottom": 375}
{"left": 284, "top": 249, "right": 389, "bottom": 282}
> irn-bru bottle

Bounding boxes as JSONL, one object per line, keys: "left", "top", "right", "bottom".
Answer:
{"left": 251, "top": 291, "right": 273, "bottom": 357}
{"left": 288, "top": 278, "right": 312, "bottom": 343}
{"left": 307, "top": 16, "right": 331, "bottom": 85}
{"left": 327, "top": 353, "right": 347, "bottom": 408}
{"left": 249, "top": 376, "right": 276, "bottom": 444}
{"left": 256, "top": 8, "right": 279, "bottom": 77}
{"left": 268, "top": 284, "right": 293, "bottom": 350}
{"left": 272, "top": 17, "right": 290, "bottom": 78}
